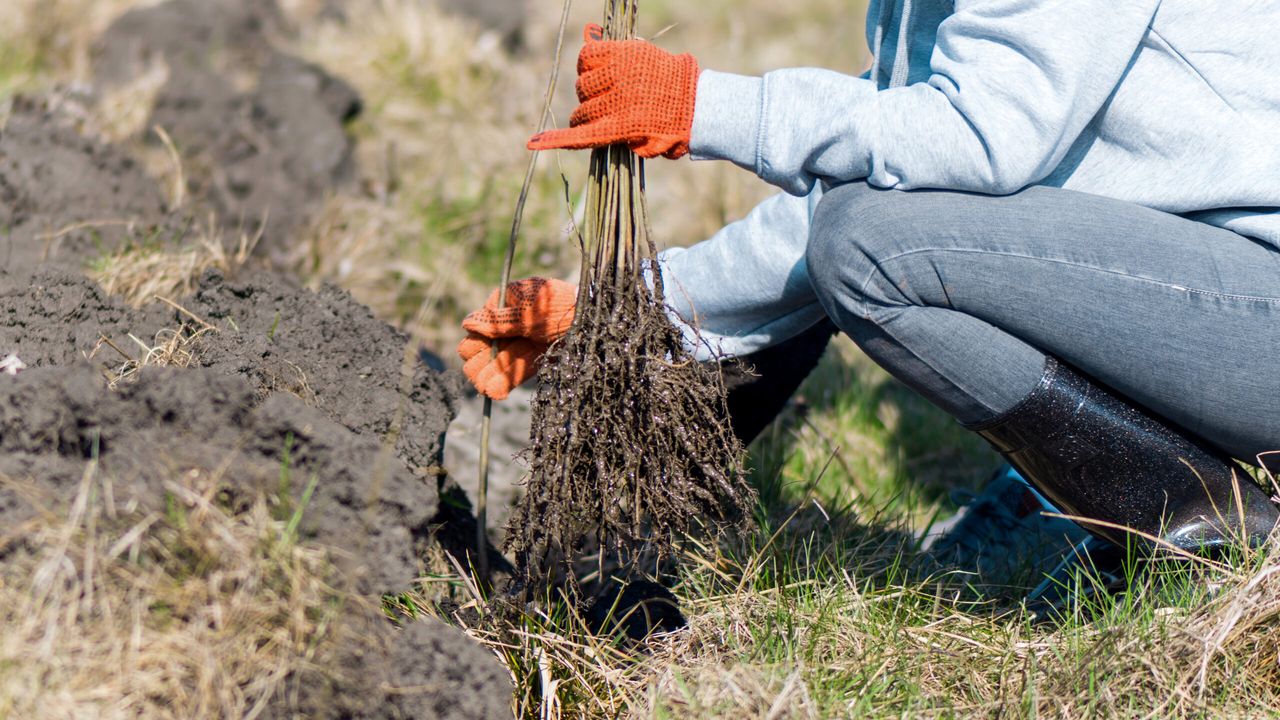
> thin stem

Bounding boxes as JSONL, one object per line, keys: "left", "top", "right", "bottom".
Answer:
{"left": 476, "top": 0, "right": 575, "bottom": 585}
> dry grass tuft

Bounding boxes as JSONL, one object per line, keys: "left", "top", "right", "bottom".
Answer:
{"left": 0, "top": 462, "right": 356, "bottom": 719}
{"left": 89, "top": 219, "right": 256, "bottom": 308}
{"left": 95, "top": 319, "right": 211, "bottom": 389}
{"left": 1033, "top": 546, "right": 1280, "bottom": 718}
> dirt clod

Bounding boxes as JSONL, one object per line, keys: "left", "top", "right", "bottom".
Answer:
{"left": 380, "top": 620, "right": 515, "bottom": 720}
{"left": 0, "top": 99, "right": 175, "bottom": 273}
{"left": 264, "top": 613, "right": 513, "bottom": 720}
{"left": 93, "top": 0, "right": 361, "bottom": 259}
{"left": 188, "top": 269, "right": 462, "bottom": 471}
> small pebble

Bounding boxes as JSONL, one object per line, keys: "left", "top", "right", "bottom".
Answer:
{"left": 0, "top": 354, "right": 27, "bottom": 376}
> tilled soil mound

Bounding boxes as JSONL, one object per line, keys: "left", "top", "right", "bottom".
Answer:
{"left": 0, "top": 0, "right": 518, "bottom": 714}
{"left": 0, "top": 99, "right": 177, "bottom": 272}
{"left": 188, "top": 269, "right": 461, "bottom": 473}
{"left": 1, "top": 267, "right": 458, "bottom": 594}
{"left": 92, "top": 0, "right": 361, "bottom": 261}
{"left": 0, "top": 363, "right": 429, "bottom": 594}
{"left": 0, "top": 268, "right": 507, "bottom": 719}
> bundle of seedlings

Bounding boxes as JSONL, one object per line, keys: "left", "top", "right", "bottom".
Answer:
{"left": 504, "top": 0, "right": 755, "bottom": 595}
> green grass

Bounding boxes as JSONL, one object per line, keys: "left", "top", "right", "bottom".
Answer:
{"left": 429, "top": 343, "right": 1280, "bottom": 718}
{"left": 750, "top": 336, "right": 999, "bottom": 528}
{"left": 0, "top": 40, "right": 42, "bottom": 100}
{"left": 440, "top": 501, "right": 1280, "bottom": 718}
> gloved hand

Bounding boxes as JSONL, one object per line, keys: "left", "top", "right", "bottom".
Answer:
{"left": 456, "top": 277, "right": 578, "bottom": 400}
{"left": 527, "top": 24, "right": 700, "bottom": 160}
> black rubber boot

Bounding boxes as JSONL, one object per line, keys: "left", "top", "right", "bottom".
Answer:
{"left": 967, "top": 357, "right": 1278, "bottom": 553}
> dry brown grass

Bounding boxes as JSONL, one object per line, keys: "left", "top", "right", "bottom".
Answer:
{"left": 99, "top": 323, "right": 208, "bottom": 387}
{"left": 89, "top": 219, "right": 256, "bottom": 309}
{"left": 431, "top": 514, "right": 1280, "bottom": 719}
{"left": 88, "top": 218, "right": 251, "bottom": 390}
{"left": 0, "top": 461, "right": 356, "bottom": 719}
{"left": 92, "top": 310, "right": 213, "bottom": 389}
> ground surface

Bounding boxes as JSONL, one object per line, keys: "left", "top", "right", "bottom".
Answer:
{"left": 3, "top": 1, "right": 1280, "bottom": 719}
{"left": 0, "top": 1, "right": 511, "bottom": 717}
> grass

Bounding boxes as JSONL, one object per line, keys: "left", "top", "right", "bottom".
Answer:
{"left": 416, "top": 337, "right": 1280, "bottom": 718}
{"left": 750, "top": 336, "right": 998, "bottom": 528}
{"left": 6, "top": 0, "right": 1280, "bottom": 718}
{"left": 0, "top": 458, "right": 358, "bottom": 718}
{"left": 430, "top": 486, "right": 1280, "bottom": 718}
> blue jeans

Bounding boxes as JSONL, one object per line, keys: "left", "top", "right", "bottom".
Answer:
{"left": 805, "top": 182, "right": 1280, "bottom": 462}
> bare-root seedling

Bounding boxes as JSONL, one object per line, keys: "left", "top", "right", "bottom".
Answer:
{"left": 504, "top": 0, "right": 755, "bottom": 597}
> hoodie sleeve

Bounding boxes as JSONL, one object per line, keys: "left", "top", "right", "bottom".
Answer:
{"left": 690, "top": 0, "right": 1161, "bottom": 196}
{"left": 652, "top": 187, "right": 829, "bottom": 361}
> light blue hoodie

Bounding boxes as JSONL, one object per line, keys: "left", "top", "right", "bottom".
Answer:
{"left": 656, "top": 0, "right": 1280, "bottom": 360}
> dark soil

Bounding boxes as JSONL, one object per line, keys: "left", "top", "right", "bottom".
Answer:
{"left": 0, "top": 98, "right": 177, "bottom": 273}
{"left": 0, "top": 268, "right": 168, "bottom": 368}
{"left": 0, "top": 269, "right": 447, "bottom": 594}
{"left": 270, "top": 612, "right": 512, "bottom": 720}
{"left": 3, "top": 266, "right": 461, "bottom": 471}
{"left": 187, "top": 269, "right": 462, "bottom": 472}
{"left": 93, "top": 0, "right": 360, "bottom": 261}
{"left": 0, "top": 0, "right": 517, "bottom": 711}
{"left": 378, "top": 620, "right": 515, "bottom": 720}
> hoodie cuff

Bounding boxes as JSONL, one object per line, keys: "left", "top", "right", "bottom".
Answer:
{"left": 689, "top": 70, "right": 764, "bottom": 171}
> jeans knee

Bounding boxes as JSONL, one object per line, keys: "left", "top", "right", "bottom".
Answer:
{"left": 807, "top": 182, "right": 915, "bottom": 316}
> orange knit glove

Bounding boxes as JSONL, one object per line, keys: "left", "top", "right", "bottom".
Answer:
{"left": 456, "top": 278, "right": 578, "bottom": 400}
{"left": 528, "top": 24, "right": 700, "bottom": 160}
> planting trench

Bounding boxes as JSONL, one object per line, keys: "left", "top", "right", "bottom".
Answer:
{"left": 0, "top": 0, "right": 520, "bottom": 716}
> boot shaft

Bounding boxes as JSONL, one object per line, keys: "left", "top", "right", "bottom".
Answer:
{"left": 969, "top": 358, "right": 1277, "bottom": 551}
